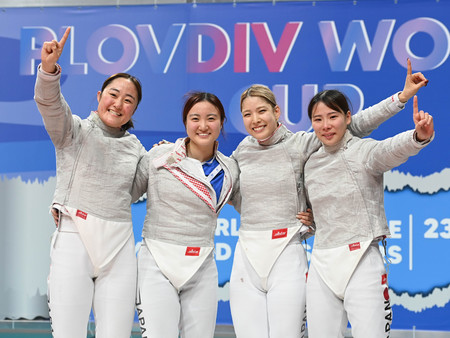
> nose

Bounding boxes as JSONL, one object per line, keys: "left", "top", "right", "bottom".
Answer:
{"left": 323, "top": 118, "right": 331, "bottom": 129}
{"left": 199, "top": 119, "right": 208, "bottom": 130}
{"left": 114, "top": 99, "right": 123, "bottom": 109}
{"left": 251, "top": 114, "right": 260, "bottom": 124}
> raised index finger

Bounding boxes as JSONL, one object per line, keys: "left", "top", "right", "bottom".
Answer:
{"left": 59, "top": 27, "right": 71, "bottom": 49}
{"left": 406, "top": 57, "right": 412, "bottom": 76}
{"left": 413, "top": 95, "right": 419, "bottom": 117}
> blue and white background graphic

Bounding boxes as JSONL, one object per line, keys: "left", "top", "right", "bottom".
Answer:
{"left": 0, "top": 0, "right": 448, "bottom": 331}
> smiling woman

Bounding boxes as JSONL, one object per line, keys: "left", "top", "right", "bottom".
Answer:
{"left": 132, "top": 91, "right": 240, "bottom": 338}
{"left": 304, "top": 89, "right": 434, "bottom": 338}
{"left": 96, "top": 73, "right": 141, "bottom": 130}
{"left": 34, "top": 27, "right": 146, "bottom": 338}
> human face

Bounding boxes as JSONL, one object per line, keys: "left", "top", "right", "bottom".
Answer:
{"left": 311, "top": 101, "right": 351, "bottom": 147}
{"left": 241, "top": 96, "right": 280, "bottom": 141}
{"left": 96, "top": 78, "right": 138, "bottom": 129}
{"left": 185, "top": 101, "right": 222, "bottom": 158}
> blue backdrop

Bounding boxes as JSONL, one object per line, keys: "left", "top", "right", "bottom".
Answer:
{"left": 0, "top": 0, "right": 449, "bottom": 331}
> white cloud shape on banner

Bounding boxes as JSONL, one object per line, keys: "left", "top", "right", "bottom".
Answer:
{"left": 389, "top": 286, "right": 450, "bottom": 313}
{"left": 385, "top": 168, "right": 450, "bottom": 194}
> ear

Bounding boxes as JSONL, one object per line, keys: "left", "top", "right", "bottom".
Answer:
{"left": 346, "top": 111, "right": 352, "bottom": 125}
{"left": 274, "top": 105, "right": 281, "bottom": 121}
{"left": 97, "top": 91, "right": 101, "bottom": 103}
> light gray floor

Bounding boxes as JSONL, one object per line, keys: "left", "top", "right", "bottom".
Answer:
{"left": 1, "top": 320, "right": 449, "bottom": 337}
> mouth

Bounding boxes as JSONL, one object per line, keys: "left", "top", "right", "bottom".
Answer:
{"left": 252, "top": 125, "right": 265, "bottom": 133}
{"left": 108, "top": 109, "right": 122, "bottom": 117}
{"left": 322, "top": 132, "right": 335, "bottom": 140}
{"left": 197, "top": 133, "right": 210, "bottom": 137}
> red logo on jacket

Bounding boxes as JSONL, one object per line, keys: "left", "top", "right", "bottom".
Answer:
{"left": 382, "top": 274, "right": 388, "bottom": 285}
{"left": 76, "top": 210, "right": 87, "bottom": 220}
{"left": 272, "top": 228, "right": 288, "bottom": 239}
{"left": 349, "top": 242, "right": 361, "bottom": 251}
{"left": 185, "top": 247, "right": 200, "bottom": 256}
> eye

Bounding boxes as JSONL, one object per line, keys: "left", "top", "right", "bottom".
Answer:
{"left": 243, "top": 113, "right": 251, "bottom": 118}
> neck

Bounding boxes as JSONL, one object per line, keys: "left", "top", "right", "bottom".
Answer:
{"left": 186, "top": 142, "right": 214, "bottom": 162}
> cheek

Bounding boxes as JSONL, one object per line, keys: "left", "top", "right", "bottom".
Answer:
{"left": 243, "top": 119, "right": 253, "bottom": 133}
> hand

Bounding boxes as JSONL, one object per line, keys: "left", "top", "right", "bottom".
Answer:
{"left": 398, "top": 58, "right": 429, "bottom": 103}
{"left": 296, "top": 208, "right": 314, "bottom": 227}
{"left": 413, "top": 96, "right": 434, "bottom": 142}
{"left": 51, "top": 208, "right": 60, "bottom": 228}
{"left": 152, "top": 139, "right": 171, "bottom": 148}
{"left": 41, "top": 27, "right": 71, "bottom": 74}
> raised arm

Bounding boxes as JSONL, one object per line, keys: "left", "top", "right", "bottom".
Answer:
{"left": 367, "top": 95, "right": 434, "bottom": 174}
{"left": 34, "top": 27, "right": 76, "bottom": 148}
{"left": 349, "top": 58, "right": 429, "bottom": 138}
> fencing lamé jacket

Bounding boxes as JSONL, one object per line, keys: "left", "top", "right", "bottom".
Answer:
{"left": 231, "top": 94, "right": 406, "bottom": 235}
{"left": 304, "top": 129, "right": 432, "bottom": 298}
{"left": 136, "top": 138, "right": 240, "bottom": 247}
{"left": 229, "top": 94, "right": 407, "bottom": 279}
{"left": 34, "top": 65, "right": 146, "bottom": 222}
{"left": 305, "top": 129, "right": 433, "bottom": 250}
{"left": 34, "top": 64, "right": 146, "bottom": 270}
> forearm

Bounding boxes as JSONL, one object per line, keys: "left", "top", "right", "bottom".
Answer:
{"left": 34, "top": 64, "right": 74, "bottom": 147}
{"left": 349, "top": 92, "right": 405, "bottom": 138}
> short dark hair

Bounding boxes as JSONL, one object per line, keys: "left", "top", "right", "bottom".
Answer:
{"left": 100, "top": 73, "right": 143, "bottom": 131}
{"left": 307, "top": 89, "right": 352, "bottom": 120}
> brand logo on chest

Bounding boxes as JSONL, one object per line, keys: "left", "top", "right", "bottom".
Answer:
{"left": 272, "top": 228, "right": 288, "bottom": 239}
{"left": 348, "top": 242, "right": 361, "bottom": 251}
{"left": 76, "top": 210, "right": 88, "bottom": 220}
{"left": 185, "top": 247, "right": 201, "bottom": 256}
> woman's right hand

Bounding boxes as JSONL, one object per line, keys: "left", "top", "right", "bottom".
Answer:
{"left": 41, "top": 27, "right": 71, "bottom": 74}
{"left": 51, "top": 208, "right": 60, "bottom": 228}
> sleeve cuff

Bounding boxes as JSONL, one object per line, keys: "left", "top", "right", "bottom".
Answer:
{"left": 392, "top": 92, "right": 405, "bottom": 109}
{"left": 38, "top": 63, "right": 62, "bottom": 76}
{"left": 413, "top": 131, "right": 435, "bottom": 145}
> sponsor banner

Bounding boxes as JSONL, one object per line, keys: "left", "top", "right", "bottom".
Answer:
{"left": 0, "top": 0, "right": 448, "bottom": 331}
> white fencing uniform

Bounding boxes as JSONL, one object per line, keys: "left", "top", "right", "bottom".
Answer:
{"left": 306, "top": 242, "right": 392, "bottom": 338}
{"left": 134, "top": 138, "right": 239, "bottom": 338}
{"left": 230, "top": 238, "right": 308, "bottom": 338}
{"left": 229, "top": 93, "right": 405, "bottom": 338}
{"left": 35, "top": 64, "right": 146, "bottom": 337}
{"left": 48, "top": 215, "right": 136, "bottom": 338}
{"left": 136, "top": 242, "right": 217, "bottom": 338}
{"left": 304, "top": 129, "right": 433, "bottom": 337}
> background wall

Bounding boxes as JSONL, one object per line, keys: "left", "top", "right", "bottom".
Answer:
{"left": 0, "top": 0, "right": 449, "bottom": 332}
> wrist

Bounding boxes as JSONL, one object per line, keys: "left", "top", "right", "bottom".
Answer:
{"left": 398, "top": 91, "right": 408, "bottom": 103}
{"left": 39, "top": 63, "right": 61, "bottom": 75}
{"left": 413, "top": 131, "right": 431, "bottom": 144}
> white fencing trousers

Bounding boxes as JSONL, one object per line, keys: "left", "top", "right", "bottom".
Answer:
{"left": 306, "top": 243, "right": 392, "bottom": 338}
{"left": 229, "top": 241, "right": 308, "bottom": 338}
{"left": 136, "top": 243, "right": 218, "bottom": 338}
{"left": 47, "top": 219, "right": 137, "bottom": 338}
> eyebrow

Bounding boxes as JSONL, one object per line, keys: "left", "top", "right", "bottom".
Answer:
{"left": 108, "top": 87, "right": 136, "bottom": 101}
{"left": 188, "top": 112, "right": 219, "bottom": 117}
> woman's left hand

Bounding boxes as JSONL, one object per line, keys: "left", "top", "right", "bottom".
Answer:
{"left": 296, "top": 208, "right": 314, "bottom": 226}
